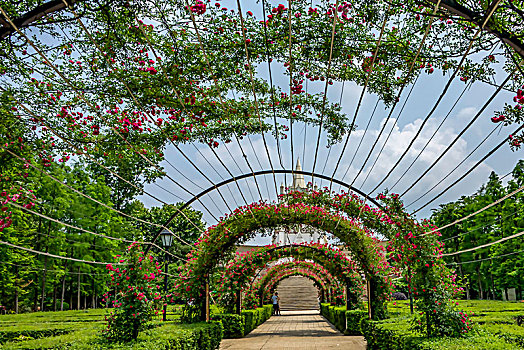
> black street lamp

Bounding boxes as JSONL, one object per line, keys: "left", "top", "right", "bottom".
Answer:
{"left": 159, "top": 228, "right": 173, "bottom": 322}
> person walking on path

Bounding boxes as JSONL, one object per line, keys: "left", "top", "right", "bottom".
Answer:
{"left": 271, "top": 291, "right": 280, "bottom": 316}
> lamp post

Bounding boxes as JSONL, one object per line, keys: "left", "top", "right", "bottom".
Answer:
{"left": 160, "top": 228, "right": 174, "bottom": 322}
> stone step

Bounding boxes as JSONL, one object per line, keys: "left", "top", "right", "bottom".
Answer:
{"left": 276, "top": 276, "right": 319, "bottom": 311}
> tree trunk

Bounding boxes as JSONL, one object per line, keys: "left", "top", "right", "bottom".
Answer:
{"left": 60, "top": 273, "right": 66, "bottom": 311}
{"left": 61, "top": 257, "right": 68, "bottom": 311}
{"left": 53, "top": 285, "right": 57, "bottom": 311}
{"left": 490, "top": 270, "right": 496, "bottom": 300}
{"left": 40, "top": 255, "right": 48, "bottom": 312}
{"left": 456, "top": 258, "right": 470, "bottom": 299}
{"left": 40, "top": 220, "right": 52, "bottom": 312}
{"left": 476, "top": 266, "right": 484, "bottom": 299}
{"left": 92, "top": 278, "right": 96, "bottom": 309}
{"left": 69, "top": 278, "right": 73, "bottom": 311}
{"left": 77, "top": 269, "right": 81, "bottom": 310}
{"left": 33, "top": 274, "right": 39, "bottom": 311}
{"left": 14, "top": 265, "right": 19, "bottom": 314}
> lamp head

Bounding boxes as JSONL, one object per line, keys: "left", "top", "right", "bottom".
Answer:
{"left": 159, "top": 228, "right": 174, "bottom": 248}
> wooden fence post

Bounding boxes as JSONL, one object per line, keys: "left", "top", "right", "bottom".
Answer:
{"left": 367, "top": 279, "right": 372, "bottom": 320}
{"left": 205, "top": 282, "right": 210, "bottom": 322}
{"left": 236, "top": 289, "right": 241, "bottom": 315}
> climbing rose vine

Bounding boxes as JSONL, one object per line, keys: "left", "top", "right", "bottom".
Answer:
{"left": 102, "top": 243, "right": 164, "bottom": 342}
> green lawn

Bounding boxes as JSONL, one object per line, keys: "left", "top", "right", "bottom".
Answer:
{"left": 0, "top": 306, "right": 188, "bottom": 349}
{"left": 384, "top": 300, "right": 524, "bottom": 349}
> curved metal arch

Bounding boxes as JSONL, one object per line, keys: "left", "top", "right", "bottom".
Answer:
{"left": 148, "top": 169, "right": 384, "bottom": 252}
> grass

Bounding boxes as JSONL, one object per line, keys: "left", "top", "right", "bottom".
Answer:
{"left": 0, "top": 306, "right": 186, "bottom": 349}
{"left": 383, "top": 300, "right": 524, "bottom": 349}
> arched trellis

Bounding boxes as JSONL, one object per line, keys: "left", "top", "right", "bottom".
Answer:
{"left": 146, "top": 170, "right": 385, "bottom": 253}
{"left": 175, "top": 200, "right": 393, "bottom": 321}
{"left": 216, "top": 243, "right": 364, "bottom": 312}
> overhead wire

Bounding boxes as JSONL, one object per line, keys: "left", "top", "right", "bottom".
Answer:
{"left": 0, "top": 85, "right": 207, "bottom": 239}
{"left": 414, "top": 123, "right": 524, "bottom": 214}
{"left": 0, "top": 240, "right": 128, "bottom": 265}
{"left": 180, "top": 0, "right": 266, "bottom": 213}
{"left": 388, "top": 80, "right": 473, "bottom": 192}
{"left": 3, "top": 148, "right": 194, "bottom": 235}
{"left": 440, "top": 229, "right": 524, "bottom": 256}
{"left": 6, "top": 201, "right": 186, "bottom": 260}
{"left": 328, "top": 3, "right": 392, "bottom": 188}
{"left": 131, "top": 9, "right": 256, "bottom": 213}
{"left": 235, "top": 0, "right": 281, "bottom": 201}
{"left": 312, "top": 0, "right": 340, "bottom": 182}
{"left": 446, "top": 248, "right": 524, "bottom": 265}
{"left": 260, "top": 0, "right": 285, "bottom": 169}
{"left": 287, "top": 0, "right": 296, "bottom": 186}
{"left": 400, "top": 60, "right": 524, "bottom": 197}
{"left": 369, "top": 0, "right": 504, "bottom": 193}
{"left": 0, "top": 6, "right": 217, "bottom": 233}
{"left": 0, "top": 260, "right": 107, "bottom": 276}
{"left": 349, "top": 1, "right": 443, "bottom": 189}
{"left": 441, "top": 208, "right": 519, "bottom": 243}
{"left": 424, "top": 182, "right": 524, "bottom": 233}
{"left": 405, "top": 123, "right": 502, "bottom": 208}
{"left": 61, "top": 2, "right": 241, "bottom": 222}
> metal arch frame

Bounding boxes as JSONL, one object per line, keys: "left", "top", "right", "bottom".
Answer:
{"left": 147, "top": 169, "right": 385, "bottom": 253}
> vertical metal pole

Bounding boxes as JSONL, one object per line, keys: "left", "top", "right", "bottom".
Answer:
{"left": 367, "top": 279, "right": 372, "bottom": 320}
{"left": 163, "top": 257, "right": 169, "bottom": 322}
{"left": 205, "top": 281, "right": 210, "bottom": 322}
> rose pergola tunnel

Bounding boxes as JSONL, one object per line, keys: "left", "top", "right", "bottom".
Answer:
{"left": 173, "top": 188, "right": 460, "bottom": 331}
{"left": 217, "top": 243, "right": 364, "bottom": 312}
{"left": 2, "top": 0, "right": 524, "bottom": 348}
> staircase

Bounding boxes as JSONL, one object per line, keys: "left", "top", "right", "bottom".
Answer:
{"left": 276, "top": 276, "right": 319, "bottom": 311}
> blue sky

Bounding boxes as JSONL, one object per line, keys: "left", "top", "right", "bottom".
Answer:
{"left": 139, "top": 60, "right": 522, "bottom": 239}
{"left": 126, "top": 1, "right": 524, "bottom": 242}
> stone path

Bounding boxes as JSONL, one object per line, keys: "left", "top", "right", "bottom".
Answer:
{"left": 220, "top": 310, "right": 366, "bottom": 350}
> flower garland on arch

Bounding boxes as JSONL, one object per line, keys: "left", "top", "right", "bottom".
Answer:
{"left": 250, "top": 260, "right": 346, "bottom": 307}
{"left": 215, "top": 242, "right": 365, "bottom": 310}
{"left": 177, "top": 203, "right": 389, "bottom": 299}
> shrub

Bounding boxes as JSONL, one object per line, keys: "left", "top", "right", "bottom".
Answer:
{"left": 1, "top": 322, "right": 224, "bottom": 350}
{"left": 320, "top": 304, "right": 346, "bottom": 332}
{"left": 241, "top": 305, "right": 273, "bottom": 335}
{"left": 241, "top": 310, "right": 258, "bottom": 335}
{"left": 392, "top": 292, "right": 408, "bottom": 300}
{"left": 212, "top": 314, "right": 244, "bottom": 338}
{"left": 345, "top": 310, "right": 366, "bottom": 335}
{"left": 0, "top": 328, "right": 72, "bottom": 344}
{"left": 102, "top": 243, "right": 163, "bottom": 342}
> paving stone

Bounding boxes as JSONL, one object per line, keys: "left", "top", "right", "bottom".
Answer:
{"left": 220, "top": 310, "right": 366, "bottom": 350}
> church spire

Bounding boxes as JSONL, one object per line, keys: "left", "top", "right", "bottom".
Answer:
{"left": 293, "top": 158, "right": 306, "bottom": 189}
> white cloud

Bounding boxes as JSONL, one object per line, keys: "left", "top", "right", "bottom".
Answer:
{"left": 334, "top": 116, "right": 494, "bottom": 213}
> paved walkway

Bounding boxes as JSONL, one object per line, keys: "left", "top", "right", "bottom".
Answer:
{"left": 220, "top": 310, "right": 366, "bottom": 350}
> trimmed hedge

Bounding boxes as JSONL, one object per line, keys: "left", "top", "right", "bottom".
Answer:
{"left": 1, "top": 322, "right": 223, "bottom": 350}
{"left": 0, "top": 328, "right": 73, "bottom": 344}
{"left": 241, "top": 305, "right": 273, "bottom": 336}
{"left": 345, "top": 310, "right": 366, "bottom": 335}
{"left": 360, "top": 317, "right": 522, "bottom": 350}
{"left": 319, "top": 304, "right": 347, "bottom": 333}
{"left": 211, "top": 314, "right": 244, "bottom": 338}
